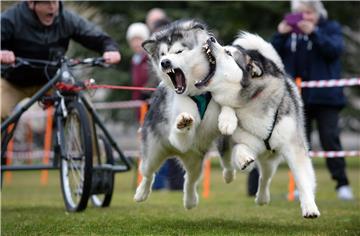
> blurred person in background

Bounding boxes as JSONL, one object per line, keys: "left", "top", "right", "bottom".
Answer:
{"left": 146, "top": 8, "right": 168, "bottom": 33}
{"left": 1, "top": 0, "right": 121, "bottom": 121}
{"left": 271, "top": 0, "right": 353, "bottom": 200}
{"left": 126, "top": 22, "right": 151, "bottom": 102}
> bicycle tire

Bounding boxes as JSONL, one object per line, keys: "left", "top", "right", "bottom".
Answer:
{"left": 91, "top": 135, "right": 115, "bottom": 207}
{"left": 59, "top": 101, "right": 93, "bottom": 212}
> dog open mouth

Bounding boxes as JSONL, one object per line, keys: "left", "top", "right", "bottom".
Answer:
{"left": 195, "top": 37, "right": 217, "bottom": 88}
{"left": 165, "top": 68, "right": 187, "bottom": 94}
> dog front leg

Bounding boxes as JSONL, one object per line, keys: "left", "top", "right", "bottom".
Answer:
{"left": 180, "top": 156, "right": 204, "bottom": 209}
{"left": 169, "top": 112, "right": 197, "bottom": 153}
{"left": 218, "top": 106, "right": 238, "bottom": 135}
{"left": 231, "top": 143, "right": 256, "bottom": 170}
{"left": 231, "top": 129, "right": 264, "bottom": 170}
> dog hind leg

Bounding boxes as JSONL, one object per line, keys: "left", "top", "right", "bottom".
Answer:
{"left": 134, "top": 152, "right": 167, "bottom": 202}
{"left": 217, "top": 136, "right": 236, "bottom": 183}
{"left": 255, "top": 153, "right": 281, "bottom": 205}
{"left": 282, "top": 146, "right": 320, "bottom": 218}
{"left": 180, "top": 155, "right": 204, "bottom": 209}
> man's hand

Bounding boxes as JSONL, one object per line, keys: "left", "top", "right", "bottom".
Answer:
{"left": 0, "top": 50, "right": 15, "bottom": 64}
{"left": 103, "top": 51, "right": 121, "bottom": 64}
{"left": 297, "top": 20, "right": 316, "bottom": 35}
{"left": 277, "top": 20, "right": 293, "bottom": 34}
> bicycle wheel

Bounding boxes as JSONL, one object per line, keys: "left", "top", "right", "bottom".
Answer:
{"left": 59, "top": 101, "right": 93, "bottom": 212}
{"left": 91, "top": 135, "right": 115, "bottom": 207}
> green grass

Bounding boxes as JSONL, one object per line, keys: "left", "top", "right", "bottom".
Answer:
{"left": 2, "top": 158, "right": 360, "bottom": 235}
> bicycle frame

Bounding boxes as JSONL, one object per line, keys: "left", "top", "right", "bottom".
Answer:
{"left": 1, "top": 58, "right": 132, "bottom": 172}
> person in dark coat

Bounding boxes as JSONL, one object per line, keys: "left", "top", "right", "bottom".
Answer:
{"left": 271, "top": 0, "right": 353, "bottom": 200}
{"left": 1, "top": 0, "right": 121, "bottom": 119}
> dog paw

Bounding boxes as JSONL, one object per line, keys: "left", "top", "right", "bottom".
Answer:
{"left": 255, "top": 190, "right": 270, "bottom": 205}
{"left": 218, "top": 120, "right": 237, "bottom": 135}
{"left": 302, "top": 203, "right": 320, "bottom": 219}
{"left": 218, "top": 109, "right": 237, "bottom": 135}
{"left": 223, "top": 169, "right": 236, "bottom": 184}
{"left": 176, "top": 113, "right": 194, "bottom": 131}
{"left": 233, "top": 155, "right": 255, "bottom": 170}
{"left": 134, "top": 184, "right": 150, "bottom": 202}
{"left": 184, "top": 192, "right": 199, "bottom": 210}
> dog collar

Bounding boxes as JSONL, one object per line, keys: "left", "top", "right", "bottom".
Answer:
{"left": 190, "top": 92, "right": 212, "bottom": 120}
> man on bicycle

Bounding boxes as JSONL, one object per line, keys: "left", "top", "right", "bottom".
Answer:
{"left": 1, "top": 0, "right": 121, "bottom": 120}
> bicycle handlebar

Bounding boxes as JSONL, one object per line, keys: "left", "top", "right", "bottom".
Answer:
{"left": 1, "top": 56, "right": 107, "bottom": 71}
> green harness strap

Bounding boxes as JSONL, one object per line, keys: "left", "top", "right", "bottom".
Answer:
{"left": 190, "top": 92, "right": 212, "bottom": 120}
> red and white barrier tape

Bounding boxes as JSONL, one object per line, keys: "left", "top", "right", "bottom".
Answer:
{"left": 123, "top": 150, "right": 360, "bottom": 159}
{"left": 301, "top": 78, "right": 360, "bottom": 88}
{"left": 308, "top": 150, "right": 360, "bottom": 158}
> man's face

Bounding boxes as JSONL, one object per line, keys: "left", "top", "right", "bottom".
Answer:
{"left": 29, "top": 1, "right": 59, "bottom": 26}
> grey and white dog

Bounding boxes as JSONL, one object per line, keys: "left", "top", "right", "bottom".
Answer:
{"left": 134, "top": 20, "right": 235, "bottom": 209}
{"left": 195, "top": 32, "right": 320, "bottom": 218}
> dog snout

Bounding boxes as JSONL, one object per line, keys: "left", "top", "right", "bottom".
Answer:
{"left": 161, "top": 59, "right": 172, "bottom": 70}
{"left": 207, "top": 37, "right": 216, "bottom": 45}
{"left": 240, "top": 77, "right": 250, "bottom": 88}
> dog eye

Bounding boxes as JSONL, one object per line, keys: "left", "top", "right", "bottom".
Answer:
{"left": 160, "top": 52, "right": 165, "bottom": 56}
{"left": 175, "top": 50, "right": 183, "bottom": 54}
{"left": 225, "top": 50, "right": 232, "bottom": 56}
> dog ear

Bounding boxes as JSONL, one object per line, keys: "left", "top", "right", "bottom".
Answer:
{"left": 142, "top": 40, "right": 157, "bottom": 57}
{"left": 245, "top": 55, "right": 263, "bottom": 78}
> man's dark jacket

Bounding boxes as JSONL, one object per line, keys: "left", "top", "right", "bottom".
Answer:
{"left": 1, "top": 1, "right": 119, "bottom": 87}
{"left": 271, "top": 18, "right": 345, "bottom": 107}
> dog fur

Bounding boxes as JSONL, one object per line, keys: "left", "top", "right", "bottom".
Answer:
{"left": 196, "top": 32, "right": 320, "bottom": 218}
{"left": 133, "top": 20, "right": 235, "bottom": 209}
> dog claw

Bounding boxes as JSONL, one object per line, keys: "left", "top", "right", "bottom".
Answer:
{"left": 176, "top": 113, "right": 194, "bottom": 130}
{"left": 303, "top": 213, "right": 320, "bottom": 219}
{"left": 240, "top": 159, "right": 254, "bottom": 170}
{"left": 302, "top": 204, "right": 320, "bottom": 219}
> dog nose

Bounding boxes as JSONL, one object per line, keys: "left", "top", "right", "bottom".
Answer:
{"left": 161, "top": 59, "right": 172, "bottom": 69}
{"left": 241, "top": 77, "right": 250, "bottom": 88}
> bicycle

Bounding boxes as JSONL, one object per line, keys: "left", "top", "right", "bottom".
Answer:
{"left": 1, "top": 56, "right": 132, "bottom": 212}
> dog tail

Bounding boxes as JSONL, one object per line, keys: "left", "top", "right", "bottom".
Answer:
{"left": 233, "top": 31, "right": 284, "bottom": 72}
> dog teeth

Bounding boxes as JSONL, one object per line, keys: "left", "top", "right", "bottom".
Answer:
{"left": 171, "top": 68, "right": 175, "bottom": 73}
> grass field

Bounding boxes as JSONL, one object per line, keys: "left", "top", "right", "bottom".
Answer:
{"left": 2, "top": 158, "right": 360, "bottom": 235}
